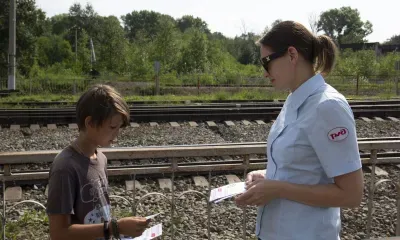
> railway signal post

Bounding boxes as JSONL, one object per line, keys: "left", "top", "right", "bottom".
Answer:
{"left": 154, "top": 61, "right": 160, "bottom": 95}
{"left": 396, "top": 61, "right": 400, "bottom": 96}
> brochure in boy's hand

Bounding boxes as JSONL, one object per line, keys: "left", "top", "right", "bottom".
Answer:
{"left": 145, "top": 213, "right": 160, "bottom": 221}
{"left": 120, "top": 213, "right": 163, "bottom": 240}
{"left": 131, "top": 224, "right": 162, "bottom": 240}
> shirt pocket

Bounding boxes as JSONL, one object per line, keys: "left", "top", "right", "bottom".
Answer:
{"left": 271, "top": 124, "right": 297, "bottom": 168}
{"left": 279, "top": 127, "right": 324, "bottom": 184}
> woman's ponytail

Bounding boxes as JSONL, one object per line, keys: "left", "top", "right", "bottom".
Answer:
{"left": 313, "top": 35, "right": 338, "bottom": 76}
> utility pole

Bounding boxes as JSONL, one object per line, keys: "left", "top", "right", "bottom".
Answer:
{"left": 8, "top": 0, "right": 16, "bottom": 90}
{"left": 154, "top": 61, "right": 160, "bottom": 95}
{"left": 74, "top": 26, "right": 78, "bottom": 94}
{"left": 75, "top": 26, "right": 78, "bottom": 66}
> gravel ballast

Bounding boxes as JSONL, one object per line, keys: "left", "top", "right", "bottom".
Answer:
{"left": 1, "top": 120, "right": 398, "bottom": 151}
{"left": 1, "top": 119, "right": 400, "bottom": 240}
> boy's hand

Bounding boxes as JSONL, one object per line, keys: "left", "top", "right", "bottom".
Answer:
{"left": 117, "top": 217, "right": 149, "bottom": 237}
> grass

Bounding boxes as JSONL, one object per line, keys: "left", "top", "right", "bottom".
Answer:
{"left": 0, "top": 94, "right": 76, "bottom": 102}
{"left": 0, "top": 89, "right": 288, "bottom": 104}
{"left": 0, "top": 210, "right": 49, "bottom": 240}
{"left": 0, "top": 87, "right": 398, "bottom": 107}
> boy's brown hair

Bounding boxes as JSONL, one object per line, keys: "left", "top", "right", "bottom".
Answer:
{"left": 76, "top": 84, "right": 130, "bottom": 130}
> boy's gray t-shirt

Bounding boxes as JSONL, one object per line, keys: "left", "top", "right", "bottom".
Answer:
{"left": 46, "top": 145, "right": 111, "bottom": 225}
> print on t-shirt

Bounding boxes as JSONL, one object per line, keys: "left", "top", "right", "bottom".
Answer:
{"left": 84, "top": 204, "right": 111, "bottom": 224}
{"left": 81, "top": 177, "right": 111, "bottom": 224}
{"left": 81, "top": 178, "right": 108, "bottom": 203}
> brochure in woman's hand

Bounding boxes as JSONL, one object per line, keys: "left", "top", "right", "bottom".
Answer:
{"left": 209, "top": 182, "right": 246, "bottom": 203}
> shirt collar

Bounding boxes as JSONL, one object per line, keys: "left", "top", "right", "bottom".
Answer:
{"left": 286, "top": 73, "right": 326, "bottom": 111}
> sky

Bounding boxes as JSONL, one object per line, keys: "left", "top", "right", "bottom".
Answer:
{"left": 35, "top": 0, "right": 400, "bottom": 43}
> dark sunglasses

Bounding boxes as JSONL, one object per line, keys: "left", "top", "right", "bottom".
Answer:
{"left": 259, "top": 49, "right": 288, "bottom": 73}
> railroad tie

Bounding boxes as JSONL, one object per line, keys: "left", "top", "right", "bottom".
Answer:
{"left": 360, "top": 117, "right": 372, "bottom": 123}
{"left": 68, "top": 123, "right": 78, "bottom": 129}
{"left": 255, "top": 120, "right": 266, "bottom": 125}
{"left": 225, "top": 175, "right": 241, "bottom": 184}
{"left": 388, "top": 117, "right": 400, "bottom": 122}
{"left": 10, "top": 125, "right": 20, "bottom": 131}
{"left": 158, "top": 178, "right": 172, "bottom": 190}
{"left": 250, "top": 154, "right": 264, "bottom": 163}
{"left": 374, "top": 117, "right": 385, "bottom": 122}
{"left": 140, "top": 159, "right": 151, "bottom": 164}
{"left": 130, "top": 122, "right": 140, "bottom": 128}
{"left": 5, "top": 186, "right": 22, "bottom": 202}
{"left": 206, "top": 121, "right": 217, "bottom": 128}
{"left": 111, "top": 160, "right": 121, "bottom": 166}
{"left": 125, "top": 180, "right": 142, "bottom": 191}
{"left": 189, "top": 121, "right": 198, "bottom": 127}
{"left": 170, "top": 122, "right": 180, "bottom": 127}
{"left": 150, "top": 122, "right": 159, "bottom": 127}
{"left": 242, "top": 120, "right": 252, "bottom": 126}
{"left": 47, "top": 124, "right": 57, "bottom": 130}
{"left": 194, "top": 157, "right": 207, "bottom": 162}
{"left": 222, "top": 156, "right": 233, "bottom": 161}
{"left": 192, "top": 176, "right": 209, "bottom": 187}
{"left": 224, "top": 121, "right": 235, "bottom": 127}
{"left": 367, "top": 166, "right": 389, "bottom": 177}
{"left": 30, "top": 124, "right": 40, "bottom": 131}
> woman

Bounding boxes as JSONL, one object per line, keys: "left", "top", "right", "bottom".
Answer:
{"left": 235, "top": 21, "right": 364, "bottom": 240}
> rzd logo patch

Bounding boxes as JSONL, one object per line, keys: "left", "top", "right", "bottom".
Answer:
{"left": 327, "top": 127, "right": 349, "bottom": 142}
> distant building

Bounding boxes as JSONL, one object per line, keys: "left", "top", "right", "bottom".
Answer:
{"left": 339, "top": 42, "right": 399, "bottom": 56}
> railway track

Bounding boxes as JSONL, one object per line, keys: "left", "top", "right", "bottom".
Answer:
{"left": 0, "top": 137, "right": 399, "bottom": 182}
{"left": 1, "top": 100, "right": 400, "bottom": 126}
{"left": 0, "top": 138, "right": 399, "bottom": 240}
{"left": 1, "top": 99, "right": 400, "bottom": 107}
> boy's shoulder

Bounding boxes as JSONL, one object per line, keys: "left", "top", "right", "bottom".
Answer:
{"left": 50, "top": 145, "right": 79, "bottom": 173}
{"left": 96, "top": 150, "right": 107, "bottom": 161}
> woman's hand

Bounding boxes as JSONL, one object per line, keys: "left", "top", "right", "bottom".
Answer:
{"left": 235, "top": 179, "right": 282, "bottom": 207}
{"left": 245, "top": 170, "right": 266, "bottom": 185}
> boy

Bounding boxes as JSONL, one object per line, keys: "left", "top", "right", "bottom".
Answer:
{"left": 46, "top": 84, "right": 148, "bottom": 240}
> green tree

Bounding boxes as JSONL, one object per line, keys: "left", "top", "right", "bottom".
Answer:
{"left": 178, "top": 28, "right": 209, "bottom": 73}
{"left": 50, "top": 14, "right": 72, "bottom": 36}
{"left": 75, "top": 29, "right": 91, "bottom": 74}
{"left": 62, "top": 3, "right": 103, "bottom": 55}
{"left": 0, "top": 0, "right": 47, "bottom": 77}
{"left": 377, "top": 52, "right": 400, "bottom": 76}
{"left": 122, "top": 10, "right": 175, "bottom": 41}
{"left": 261, "top": 19, "right": 282, "bottom": 36}
{"left": 384, "top": 35, "right": 400, "bottom": 45}
{"left": 127, "top": 32, "right": 153, "bottom": 79}
{"left": 151, "top": 16, "right": 181, "bottom": 72}
{"left": 68, "top": 2, "right": 100, "bottom": 37}
{"left": 176, "top": 15, "right": 210, "bottom": 34}
{"left": 97, "top": 16, "right": 128, "bottom": 73}
{"left": 228, "top": 33, "right": 260, "bottom": 65}
{"left": 334, "top": 49, "right": 378, "bottom": 77}
{"left": 36, "top": 35, "right": 73, "bottom": 67}
{"left": 318, "top": 7, "right": 373, "bottom": 45}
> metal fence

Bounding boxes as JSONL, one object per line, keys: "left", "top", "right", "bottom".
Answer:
{"left": 325, "top": 75, "right": 400, "bottom": 96}
{"left": 0, "top": 140, "right": 400, "bottom": 239}
{"left": 0, "top": 74, "right": 399, "bottom": 97}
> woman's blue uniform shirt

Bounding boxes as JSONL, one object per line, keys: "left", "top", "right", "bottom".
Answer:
{"left": 256, "top": 74, "right": 362, "bottom": 240}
